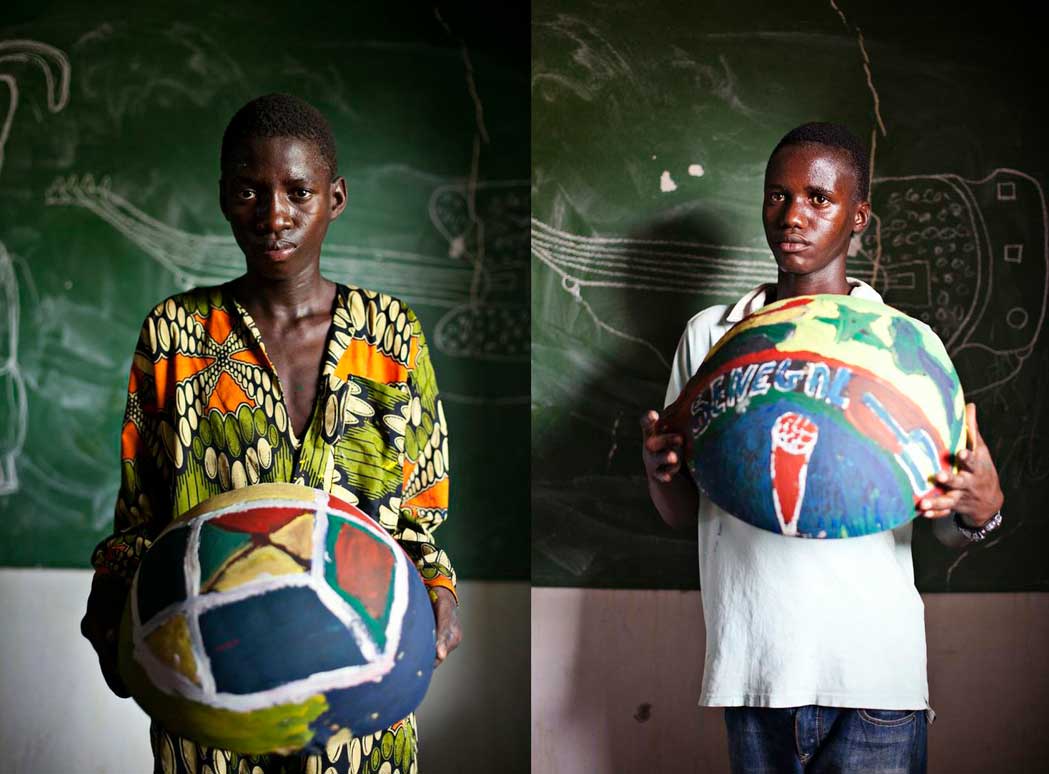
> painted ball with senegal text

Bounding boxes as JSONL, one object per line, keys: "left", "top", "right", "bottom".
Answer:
{"left": 660, "top": 294, "right": 966, "bottom": 538}
{"left": 117, "top": 483, "right": 435, "bottom": 755}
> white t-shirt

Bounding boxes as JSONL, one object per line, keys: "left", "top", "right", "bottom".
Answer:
{"left": 664, "top": 279, "right": 929, "bottom": 710}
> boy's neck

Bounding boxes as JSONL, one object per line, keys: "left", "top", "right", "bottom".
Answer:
{"left": 233, "top": 270, "right": 336, "bottom": 323}
{"left": 775, "top": 266, "right": 851, "bottom": 300}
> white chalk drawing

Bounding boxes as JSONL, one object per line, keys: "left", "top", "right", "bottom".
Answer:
{"left": 531, "top": 217, "right": 774, "bottom": 369}
{"left": 44, "top": 175, "right": 529, "bottom": 371}
{"left": 533, "top": 216, "right": 773, "bottom": 294}
{"left": 431, "top": 9, "right": 529, "bottom": 369}
{"left": 429, "top": 181, "right": 529, "bottom": 364}
{"left": 44, "top": 174, "right": 462, "bottom": 303}
{"left": 0, "top": 40, "right": 71, "bottom": 495}
{"left": 860, "top": 171, "right": 1048, "bottom": 395}
{"left": 532, "top": 15, "right": 646, "bottom": 105}
{"left": 0, "top": 40, "right": 70, "bottom": 175}
{"left": 532, "top": 169, "right": 1048, "bottom": 395}
{"left": 534, "top": 0, "right": 1047, "bottom": 400}
{"left": 0, "top": 241, "right": 26, "bottom": 496}
{"left": 828, "top": 0, "right": 888, "bottom": 280}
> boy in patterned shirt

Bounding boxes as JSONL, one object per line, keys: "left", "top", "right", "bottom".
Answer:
{"left": 82, "top": 93, "right": 460, "bottom": 774}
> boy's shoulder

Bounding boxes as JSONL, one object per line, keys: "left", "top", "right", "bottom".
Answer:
{"left": 143, "top": 284, "right": 227, "bottom": 322}
{"left": 680, "top": 303, "right": 733, "bottom": 336}
{"left": 336, "top": 283, "right": 422, "bottom": 338}
{"left": 136, "top": 283, "right": 428, "bottom": 356}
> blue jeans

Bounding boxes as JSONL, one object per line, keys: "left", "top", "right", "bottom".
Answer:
{"left": 725, "top": 706, "right": 927, "bottom": 773}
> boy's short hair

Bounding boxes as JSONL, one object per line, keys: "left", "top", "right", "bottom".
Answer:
{"left": 221, "top": 93, "right": 338, "bottom": 178}
{"left": 769, "top": 122, "right": 870, "bottom": 202}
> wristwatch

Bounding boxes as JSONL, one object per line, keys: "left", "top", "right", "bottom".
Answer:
{"left": 953, "top": 510, "right": 1003, "bottom": 543}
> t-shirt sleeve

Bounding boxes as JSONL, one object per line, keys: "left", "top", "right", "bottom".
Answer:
{"left": 665, "top": 309, "right": 721, "bottom": 410}
{"left": 664, "top": 328, "right": 695, "bottom": 410}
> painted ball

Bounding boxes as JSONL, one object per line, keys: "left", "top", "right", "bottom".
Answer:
{"left": 660, "top": 294, "right": 966, "bottom": 538}
{"left": 118, "top": 483, "right": 436, "bottom": 754}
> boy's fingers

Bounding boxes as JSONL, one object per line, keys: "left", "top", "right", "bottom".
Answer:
{"left": 644, "top": 433, "right": 683, "bottom": 453}
{"left": 965, "top": 403, "right": 984, "bottom": 450}
{"left": 919, "top": 491, "right": 962, "bottom": 512}
{"left": 656, "top": 448, "right": 684, "bottom": 467}
{"left": 934, "top": 469, "right": 969, "bottom": 489}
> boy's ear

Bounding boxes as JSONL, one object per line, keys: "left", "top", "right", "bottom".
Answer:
{"left": 330, "top": 176, "right": 348, "bottom": 220}
{"left": 852, "top": 199, "right": 871, "bottom": 233}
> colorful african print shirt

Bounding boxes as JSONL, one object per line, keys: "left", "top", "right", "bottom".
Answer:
{"left": 91, "top": 281, "right": 455, "bottom": 601}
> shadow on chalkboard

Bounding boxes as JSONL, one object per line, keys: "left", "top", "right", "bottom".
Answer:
{"left": 532, "top": 209, "right": 739, "bottom": 587}
{"left": 623, "top": 210, "right": 740, "bottom": 373}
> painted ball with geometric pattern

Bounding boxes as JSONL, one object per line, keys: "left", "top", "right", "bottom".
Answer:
{"left": 118, "top": 483, "right": 436, "bottom": 754}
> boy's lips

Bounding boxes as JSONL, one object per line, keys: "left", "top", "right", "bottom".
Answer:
{"left": 774, "top": 235, "right": 810, "bottom": 253}
{"left": 258, "top": 240, "right": 296, "bottom": 259}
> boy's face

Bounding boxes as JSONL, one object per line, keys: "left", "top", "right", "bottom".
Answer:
{"left": 762, "top": 143, "right": 869, "bottom": 281}
{"left": 220, "top": 135, "right": 346, "bottom": 281}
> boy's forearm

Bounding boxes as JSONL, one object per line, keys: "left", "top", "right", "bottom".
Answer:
{"left": 81, "top": 572, "right": 132, "bottom": 697}
{"left": 648, "top": 471, "right": 700, "bottom": 531}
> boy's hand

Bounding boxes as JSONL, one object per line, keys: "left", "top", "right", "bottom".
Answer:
{"left": 919, "top": 402, "right": 1004, "bottom": 525}
{"left": 430, "top": 586, "right": 461, "bottom": 668}
{"left": 81, "top": 575, "right": 131, "bottom": 698}
{"left": 641, "top": 410, "right": 685, "bottom": 484}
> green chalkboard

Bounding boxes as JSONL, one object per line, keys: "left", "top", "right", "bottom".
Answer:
{"left": 532, "top": 0, "right": 1047, "bottom": 590}
{"left": 0, "top": 2, "right": 529, "bottom": 579}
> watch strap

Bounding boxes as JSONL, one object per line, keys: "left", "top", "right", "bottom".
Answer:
{"left": 953, "top": 509, "right": 1003, "bottom": 542}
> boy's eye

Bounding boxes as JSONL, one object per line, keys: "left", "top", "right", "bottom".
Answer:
{"left": 293, "top": 188, "right": 312, "bottom": 198}
{"left": 236, "top": 189, "right": 255, "bottom": 200}
{"left": 813, "top": 194, "right": 828, "bottom": 205}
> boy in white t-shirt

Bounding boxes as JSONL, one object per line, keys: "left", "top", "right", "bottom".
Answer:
{"left": 641, "top": 123, "right": 1004, "bottom": 774}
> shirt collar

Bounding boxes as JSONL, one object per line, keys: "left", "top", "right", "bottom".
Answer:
{"left": 726, "top": 277, "right": 882, "bottom": 323}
